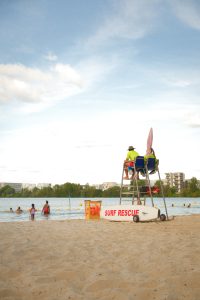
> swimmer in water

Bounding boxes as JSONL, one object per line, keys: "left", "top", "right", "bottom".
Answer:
{"left": 16, "top": 206, "right": 23, "bottom": 214}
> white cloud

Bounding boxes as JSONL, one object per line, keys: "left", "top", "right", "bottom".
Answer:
{"left": 86, "top": 0, "right": 159, "bottom": 48}
{"left": 44, "top": 52, "right": 58, "bottom": 61}
{"left": 0, "top": 63, "right": 84, "bottom": 111}
{"left": 53, "top": 63, "right": 82, "bottom": 85}
{"left": 163, "top": 78, "right": 192, "bottom": 88}
{"left": 137, "top": 63, "right": 200, "bottom": 88}
{"left": 184, "top": 111, "right": 200, "bottom": 128}
{"left": 170, "top": 0, "right": 200, "bottom": 30}
{"left": 0, "top": 55, "right": 116, "bottom": 113}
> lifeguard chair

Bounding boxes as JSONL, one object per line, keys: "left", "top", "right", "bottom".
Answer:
{"left": 120, "top": 155, "right": 168, "bottom": 221}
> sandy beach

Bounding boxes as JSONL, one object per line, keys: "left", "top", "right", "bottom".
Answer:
{"left": 0, "top": 215, "right": 200, "bottom": 300}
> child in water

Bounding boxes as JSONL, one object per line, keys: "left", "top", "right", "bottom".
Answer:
{"left": 29, "top": 204, "right": 37, "bottom": 220}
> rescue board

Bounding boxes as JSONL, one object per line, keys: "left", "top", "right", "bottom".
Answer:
{"left": 100, "top": 205, "right": 160, "bottom": 222}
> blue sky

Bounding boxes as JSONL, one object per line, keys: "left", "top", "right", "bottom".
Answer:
{"left": 0, "top": 0, "right": 200, "bottom": 185}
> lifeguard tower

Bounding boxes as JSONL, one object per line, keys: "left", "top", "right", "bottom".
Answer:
{"left": 100, "top": 128, "right": 169, "bottom": 222}
{"left": 119, "top": 155, "right": 168, "bottom": 221}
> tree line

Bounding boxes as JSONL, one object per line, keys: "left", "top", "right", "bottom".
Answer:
{"left": 0, "top": 182, "right": 120, "bottom": 198}
{"left": 0, "top": 177, "right": 199, "bottom": 198}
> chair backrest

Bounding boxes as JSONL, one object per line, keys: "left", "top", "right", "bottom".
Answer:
{"left": 147, "top": 158, "right": 156, "bottom": 170}
{"left": 135, "top": 156, "right": 145, "bottom": 170}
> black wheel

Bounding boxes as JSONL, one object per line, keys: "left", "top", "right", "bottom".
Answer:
{"left": 133, "top": 215, "right": 139, "bottom": 223}
{"left": 160, "top": 214, "right": 166, "bottom": 221}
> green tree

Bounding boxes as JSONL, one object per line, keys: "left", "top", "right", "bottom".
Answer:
{"left": 188, "top": 177, "right": 199, "bottom": 193}
{"left": 0, "top": 185, "right": 15, "bottom": 197}
{"left": 181, "top": 177, "right": 200, "bottom": 197}
{"left": 103, "top": 186, "right": 120, "bottom": 197}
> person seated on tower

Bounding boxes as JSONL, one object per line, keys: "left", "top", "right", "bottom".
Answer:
{"left": 145, "top": 147, "right": 156, "bottom": 160}
{"left": 123, "top": 146, "right": 139, "bottom": 180}
{"left": 144, "top": 147, "right": 159, "bottom": 175}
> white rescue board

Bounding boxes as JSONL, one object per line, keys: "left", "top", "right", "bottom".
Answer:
{"left": 100, "top": 205, "right": 159, "bottom": 222}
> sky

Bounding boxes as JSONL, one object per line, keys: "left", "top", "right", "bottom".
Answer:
{"left": 0, "top": 0, "right": 200, "bottom": 185}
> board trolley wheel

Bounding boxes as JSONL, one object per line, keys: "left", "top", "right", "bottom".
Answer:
{"left": 133, "top": 215, "right": 139, "bottom": 223}
{"left": 160, "top": 214, "right": 166, "bottom": 221}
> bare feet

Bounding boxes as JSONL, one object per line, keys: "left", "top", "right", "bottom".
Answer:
{"left": 123, "top": 176, "right": 129, "bottom": 180}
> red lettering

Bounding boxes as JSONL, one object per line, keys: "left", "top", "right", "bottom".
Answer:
{"left": 128, "top": 210, "right": 132, "bottom": 216}
{"left": 116, "top": 209, "right": 139, "bottom": 217}
{"left": 105, "top": 209, "right": 117, "bottom": 216}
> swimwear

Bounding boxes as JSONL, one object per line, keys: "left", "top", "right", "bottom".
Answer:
{"left": 43, "top": 206, "right": 49, "bottom": 214}
{"left": 30, "top": 208, "right": 36, "bottom": 218}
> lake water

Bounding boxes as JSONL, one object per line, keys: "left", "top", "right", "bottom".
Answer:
{"left": 0, "top": 197, "right": 200, "bottom": 222}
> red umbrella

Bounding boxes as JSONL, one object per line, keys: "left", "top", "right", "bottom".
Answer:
{"left": 146, "top": 127, "right": 153, "bottom": 155}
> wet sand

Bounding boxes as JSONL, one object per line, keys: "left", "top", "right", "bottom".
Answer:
{"left": 0, "top": 215, "right": 200, "bottom": 300}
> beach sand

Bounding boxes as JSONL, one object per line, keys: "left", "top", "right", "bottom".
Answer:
{"left": 0, "top": 215, "right": 200, "bottom": 300}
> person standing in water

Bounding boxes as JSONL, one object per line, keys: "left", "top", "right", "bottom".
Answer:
{"left": 42, "top": 200, "right": 50, "bottom": 215}
{"left": 29, "top": 204, "right": 37, "bottom": 220}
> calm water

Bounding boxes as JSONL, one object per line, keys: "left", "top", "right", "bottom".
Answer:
{"left": 0, "top": 197, "right": 200, "bottom": 222}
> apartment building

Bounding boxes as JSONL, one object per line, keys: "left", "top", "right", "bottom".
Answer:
{"left": 22, "top": 183, "right": 37, "bottom": 190}
{"left": 102, "top": 182, "right": 120, "bottom": 190}
{"left": 165, "top": 172, "right": 185, "bottom": 193}
{"left": 0, "top": 182, "right": 51, "bottom": 192}
{"left": 37, "top": 183, "right": 51, "bottom": 189}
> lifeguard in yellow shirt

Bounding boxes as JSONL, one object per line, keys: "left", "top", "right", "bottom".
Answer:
{"left": 123, "top": 146, "right": 139, "bottom": 180}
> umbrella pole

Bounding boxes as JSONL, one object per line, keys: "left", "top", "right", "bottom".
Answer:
{"left": 157, "top": 168, "right": 169, "bottom": 220}
{"left": 69, "top": 193, "right": 71, "bottom": 210}
{"left": 145, "top": 165, "right": 154, "bottom": 207}
{"left": 120, "top": 163, "right": 125, "bottom": 205}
